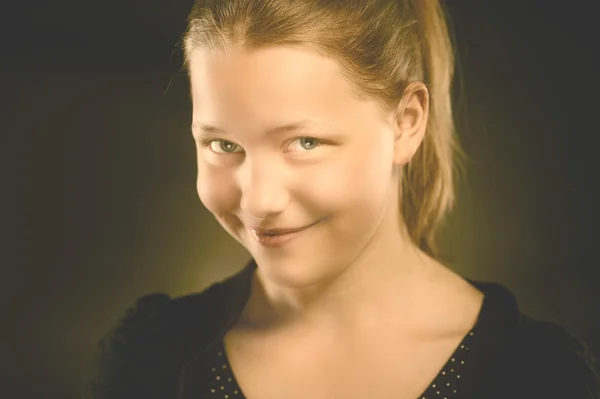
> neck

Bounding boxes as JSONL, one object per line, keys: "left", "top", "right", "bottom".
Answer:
{"left": 239, "top": 217, "right": 441, "bottom": 333}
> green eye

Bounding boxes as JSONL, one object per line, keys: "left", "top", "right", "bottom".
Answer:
{"left": 202, "top": 139, "right": 242, "bottom": 153}
{"left": 201, "top": 137, "right": 323, "bottom": 154}
{"left": 286, "top": 137, "right": 323, "bottom": 152}
{"left": 298, "top": 137, "right": 319, "bottom": 150}
{"left": 217, "top": 140, "right": 239, "bottom": 153}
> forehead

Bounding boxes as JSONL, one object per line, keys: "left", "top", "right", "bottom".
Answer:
{"left": 188, "top": 46, "right": 357, "bottom": 120}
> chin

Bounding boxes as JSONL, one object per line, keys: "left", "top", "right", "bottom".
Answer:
{"left": 254, "top": 254, "right": 343, "bottom": 289}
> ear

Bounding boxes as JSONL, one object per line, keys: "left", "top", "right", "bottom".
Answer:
{"left": 392, "top": 82, "right": 429, "bottom": 166}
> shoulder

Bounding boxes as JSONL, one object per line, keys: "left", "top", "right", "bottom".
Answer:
{"left": 510, "top": 314, "right": 600, "bottom": 399}
{"left": 466, "top": 279, "right": 599, "bottom": 398}
{"left": 82, "top": 281, "right": 226, "bottom": 399}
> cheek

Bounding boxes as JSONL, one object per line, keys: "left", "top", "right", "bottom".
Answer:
{"left": 300, "top": 165, "right": 387, "bottom": 234}
{"left": 311, "top": 148, "right": 391, "bottom": 207}
{"left": 196, "top": 164, "right": 239, "bottom": 215}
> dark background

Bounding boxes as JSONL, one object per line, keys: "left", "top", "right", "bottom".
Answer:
{"left": 3, "top": 1, "right": 599, "bottom": 398}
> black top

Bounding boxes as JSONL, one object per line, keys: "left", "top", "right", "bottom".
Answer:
{"left": 82, "top": 259, "right": 600, "bottom": 399}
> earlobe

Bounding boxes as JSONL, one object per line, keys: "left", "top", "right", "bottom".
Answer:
{"left": 392, "top": 137, "right": 417, "bottom": 166}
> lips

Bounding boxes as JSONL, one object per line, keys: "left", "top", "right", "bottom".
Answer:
{"left": 251, "top": 221, "right": 317, "bottom": 236}
{"left": 249, "top": 220, "right": 320, "bottom": 247}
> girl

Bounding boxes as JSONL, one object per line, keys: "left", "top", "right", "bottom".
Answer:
{"left": 84, "top": 1, "right": 599, "bottom": 398}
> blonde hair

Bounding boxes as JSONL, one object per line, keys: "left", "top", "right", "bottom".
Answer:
{"left": 182, "top": 0, "right": 464, "bottom": 260}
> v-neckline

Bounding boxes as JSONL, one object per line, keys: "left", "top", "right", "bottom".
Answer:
{"left": 205, "top": 319, "right": 481, "bottom": 399}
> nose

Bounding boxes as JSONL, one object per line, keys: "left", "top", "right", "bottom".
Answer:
{"left": 238, "top": 157, "right": 290, "bottom": 219}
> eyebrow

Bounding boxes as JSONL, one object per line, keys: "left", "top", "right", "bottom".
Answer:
{"left": 191, "top": 119, "right": 326, "bottom": 136}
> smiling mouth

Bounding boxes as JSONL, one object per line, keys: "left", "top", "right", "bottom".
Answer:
{"left": 252, "top": 220, "right": 319, "bottom": 236}
{"left": 249, "top": 219, "right": 321, "bottom": 246}
{"left": 257, "top": 227, "right": 306, "bottom": 236}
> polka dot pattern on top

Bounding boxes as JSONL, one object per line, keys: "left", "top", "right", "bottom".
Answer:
{"left": 205, "top": 327, "right": 477, "bottom": 399}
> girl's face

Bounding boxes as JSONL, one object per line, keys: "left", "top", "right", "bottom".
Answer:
{"left": 189, "top": 46, "right": 417, "bottom": 288}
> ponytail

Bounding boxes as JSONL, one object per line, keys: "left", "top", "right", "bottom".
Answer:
{"left": 401, "top": 0, "right": 462, "bottom": 258}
